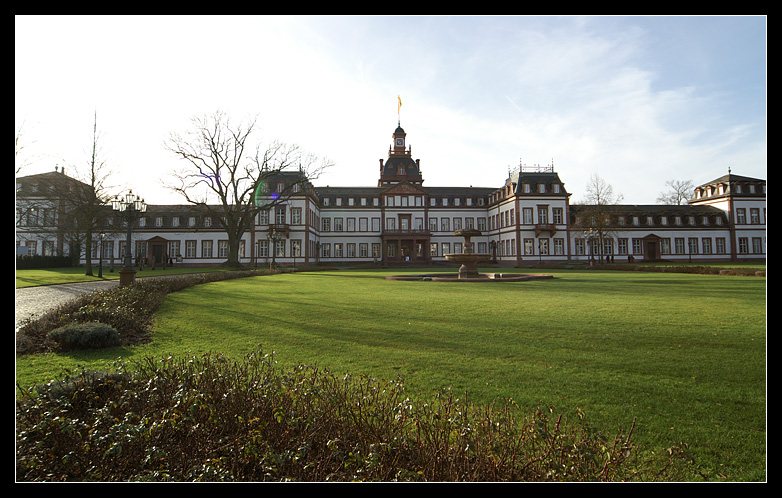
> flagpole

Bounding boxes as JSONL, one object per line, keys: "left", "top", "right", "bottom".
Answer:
{"left": 397, "top": 95, "right": 402, "bottom": 126}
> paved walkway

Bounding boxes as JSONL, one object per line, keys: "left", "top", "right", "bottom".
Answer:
{"left": 15, "top": 280, "right": 120, "bottom": 330}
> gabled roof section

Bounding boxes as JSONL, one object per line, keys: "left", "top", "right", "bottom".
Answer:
{"left": 691, "top": 172, "right": 766, "bottom": 203}
{"left": 379, "top": 155, "right": 423, "bottom": 186}
{"left": 16, "top": 170, "right": 91, "bottom": 197}
{"left": 381, "top": 180, "right": 428, "bottom": 195}
{"left": 509, "top": 170, "right": 569, "bottom": 194}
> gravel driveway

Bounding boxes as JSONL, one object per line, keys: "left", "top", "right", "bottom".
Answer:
{"left": 15, "top": 280, "right": 120, "bottom": 330}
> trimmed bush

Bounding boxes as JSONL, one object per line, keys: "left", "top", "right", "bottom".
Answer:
{"left": 47, "top": 322, "right": 120, "bottom": 351}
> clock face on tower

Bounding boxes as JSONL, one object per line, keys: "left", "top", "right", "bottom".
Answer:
{"left": 396, "top": 138, "right": 404, "bottom": 146}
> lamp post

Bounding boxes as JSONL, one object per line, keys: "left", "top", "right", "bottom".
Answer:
{"left": 112, "top": 190, "right": 147, "bottom": 286}
{"left": 584, "top": 228, "right": 596, "bottom": 266}
{"left": 98, "top": 232, "right": 105, "bottom": 278}
{"left": 268, "top": 228, "right": 282, "bottom": 270}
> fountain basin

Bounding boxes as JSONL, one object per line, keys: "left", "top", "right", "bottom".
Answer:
{"left": 444, "top": 252, "right": 491, "bottom": 279}
{"left": 385, "top": 272, "right": 553, "bottom": 282}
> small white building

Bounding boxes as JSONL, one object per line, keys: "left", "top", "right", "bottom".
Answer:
{"left": 16, "top": 126, "right": 766, "bottom": 267}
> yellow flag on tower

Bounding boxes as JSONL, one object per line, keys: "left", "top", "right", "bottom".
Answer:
{"left": 398, "top": 96, "right": 402, "bottom": 113}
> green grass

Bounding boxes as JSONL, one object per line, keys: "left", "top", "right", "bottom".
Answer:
{"left": 15, "top": 268, "right": 767, "bottom": 481}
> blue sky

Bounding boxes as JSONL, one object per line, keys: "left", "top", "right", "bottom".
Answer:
{"left": 16, "top": 15, "right": 766, "bottom": 205}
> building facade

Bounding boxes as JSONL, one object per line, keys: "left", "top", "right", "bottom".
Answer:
{"left": 16, "top": 125, "right": 766, "bottom": 267}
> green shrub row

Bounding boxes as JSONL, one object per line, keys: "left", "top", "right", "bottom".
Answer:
{"left": 15, "top": 350, "right": 700, "bottom": 482}
{"left": 594, "top": 264, "right": 766, "bottom": 276}
{"left": 16, "top": 268, "right": 281, "bottom": 355}
{"left": 16, "top": 255, "right": 75, "bottom": 269}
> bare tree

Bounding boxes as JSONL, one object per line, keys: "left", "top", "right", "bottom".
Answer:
{"left": 60, "top": 112, "right": 117, "bottom": 275}
{"left": 573, "top": 173, "right": 624, "bottom": 263}
{"left": 580, "top": 173, "right": 623, "bottom": 206}
{"left": 16, "top": 121, "right": 30, "bottom": 175}
{"left": 656, "top": 179, "right": 694, "bottom": 205}
{"left": 165, "top": 110, "right": 331, "bottom": 267}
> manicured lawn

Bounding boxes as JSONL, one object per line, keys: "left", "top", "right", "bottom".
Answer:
{"left": 15, "top": 268, "right": 766, "bottom": 481}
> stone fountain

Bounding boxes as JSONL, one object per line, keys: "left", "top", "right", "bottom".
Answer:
{"left": 385, "top": 228, "right": 553, "bottom": 282}
{"left": 445, "top": 228, "right": 491, "bottom": 279}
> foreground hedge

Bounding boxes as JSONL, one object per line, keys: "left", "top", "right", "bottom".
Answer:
{"left": 16, "top": 351, "right": 700, "bottom": 482}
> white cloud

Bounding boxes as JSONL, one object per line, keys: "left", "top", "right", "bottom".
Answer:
{"left": 16, "top": 15, "right": 766, "bottom": 205}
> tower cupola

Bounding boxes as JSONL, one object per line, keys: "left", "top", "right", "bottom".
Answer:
{"left": 378, "top": 124, "right": 423, "bottom": 186}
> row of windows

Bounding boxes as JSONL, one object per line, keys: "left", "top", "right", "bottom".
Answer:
{"left": 319, "top": 242, "right": 382, "bottom": 259}
{"left": 20, "top": 232, "right": 765, "bottom": 261}
{"left": 139, "top": 215, "right": 217, "bottom": 228}
{"left": 317, "top": 211, "right": 572, "bottom": 233}
{"left": 694, "top": 182, "right": 765, "bottom": 199}
{"left": 573, "top": 212, "right": 743, "bottom": 228}
{"left": 320, "top": 195, "right": 489, "bottom": 208}
{"left": 488, "top": 181, "right": 565, "bottom": 204}
{"left": 85, "top": 238, "right": 306, "bottom": 260}
{"left": 735, "top": 208, "right": 764, "bottom": 225}
{"left": 19, "top": 204, "right": 762, "bottom": 232}
{"left": 86, "top": 239, "right": 248, "bottom": 260}
{"left": 321, "top": 216, "right": 491, "bottom": 233}
{"left": 17, "top": 207, "right": 57, "bottom": 226}
{"left": 573, "top": 236, "right": 764, "bottom": 256}
{"left": 494, "top": 207, "right": 566, "bottom": 229}
{"left": 317, "top": 208, "right": 570, "bottom": 234}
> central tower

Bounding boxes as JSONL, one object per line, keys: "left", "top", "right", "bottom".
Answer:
{"left": 378, "top": 125, "right": 423, "bottom": 186}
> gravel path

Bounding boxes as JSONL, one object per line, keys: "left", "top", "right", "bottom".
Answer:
{"left": 15, "top": 280, "right": 120, "bottom": 330}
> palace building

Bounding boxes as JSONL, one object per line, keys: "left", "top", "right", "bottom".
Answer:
{"left": 16, "top": 124, "right": 766, "bottom": 267}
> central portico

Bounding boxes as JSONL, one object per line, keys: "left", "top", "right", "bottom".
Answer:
{"left": 380, "top": 180, "right": 431, "bottom": 262}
